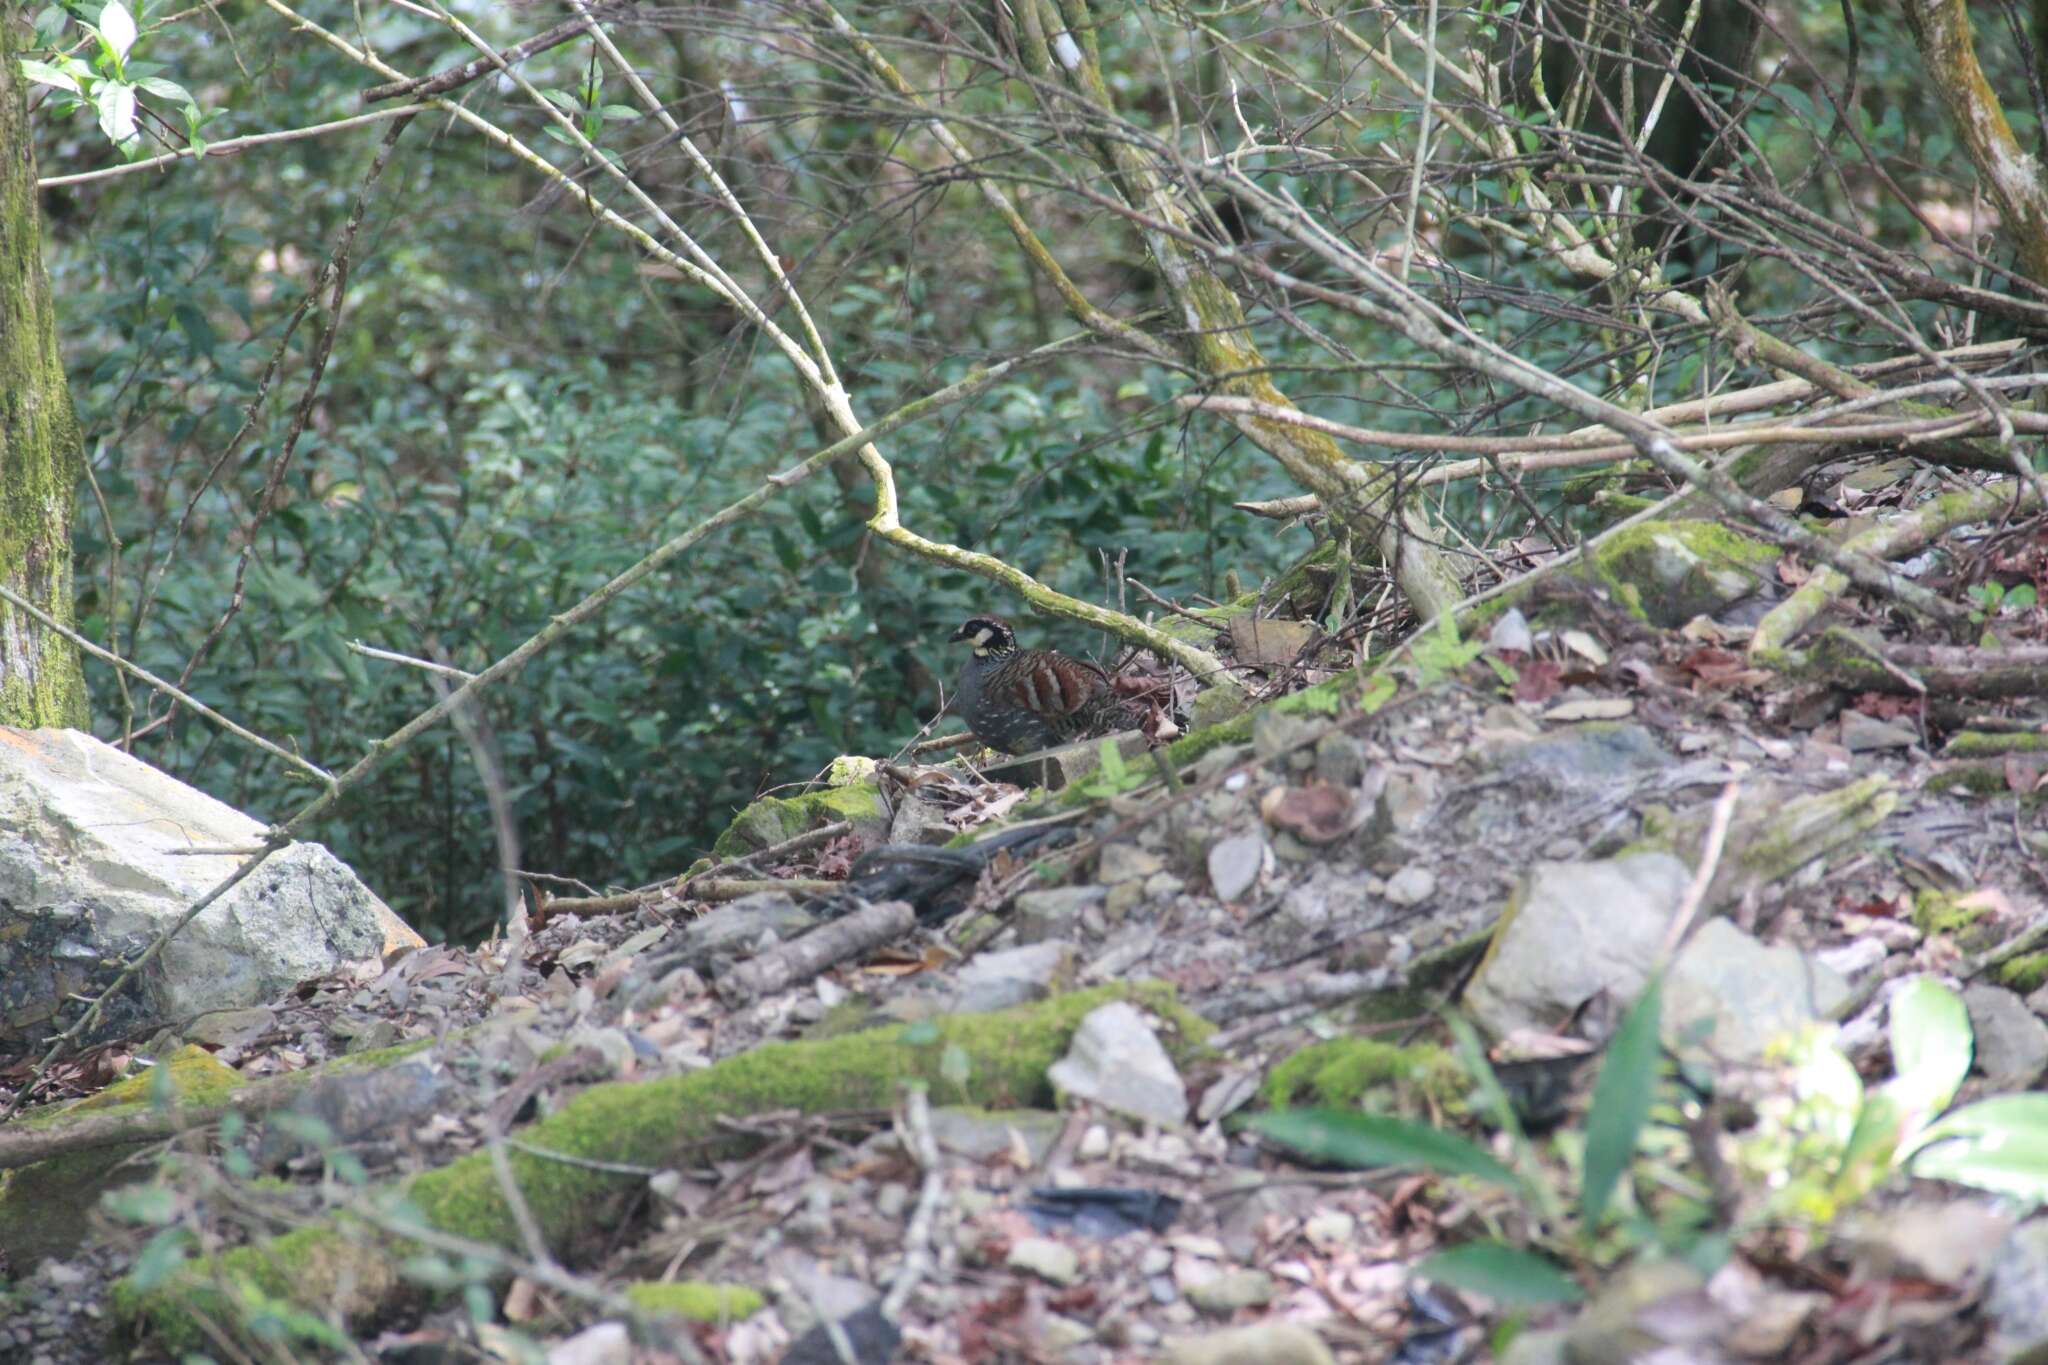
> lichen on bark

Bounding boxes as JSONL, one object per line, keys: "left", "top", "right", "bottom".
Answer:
{"left": 0, "top": 17, "right": 89, "bottom": 728}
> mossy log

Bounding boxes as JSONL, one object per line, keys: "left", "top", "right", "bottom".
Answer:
{"left": 114, "top": 983, "right": 1207, "bottom": 1354}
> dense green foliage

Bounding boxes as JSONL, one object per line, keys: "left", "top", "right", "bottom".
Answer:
{"left": 20, "top": 0, "right": 2043, "bottom": 938}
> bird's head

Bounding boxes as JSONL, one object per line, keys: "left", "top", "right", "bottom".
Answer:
{"left": 949, "top": 615, "right": 1017, "bottom": 657}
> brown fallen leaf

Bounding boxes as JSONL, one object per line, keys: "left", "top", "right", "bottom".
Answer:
{"left": 1259, "top": 783, "right": 1358, "bottom": 844}
{"left": 1230, "top": 614, "right": 1318, "bottom": 669}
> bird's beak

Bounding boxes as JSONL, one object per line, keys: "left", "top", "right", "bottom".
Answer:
{"left": 948, "top": 623, "right": 973, "bottom": 643}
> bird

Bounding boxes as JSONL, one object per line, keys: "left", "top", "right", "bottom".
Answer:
{"left": 947, "top": 615, "right": 1142, "bottom": 755}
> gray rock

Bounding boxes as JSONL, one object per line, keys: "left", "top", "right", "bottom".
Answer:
{"left": 1815, "top": 937, "right": 1890, "bottom": 979}
{"left": 0, "top": 728, "right": 421, "bottom": 1041}
{"left": 1099, "top": 843, "right": 1166, "bottom": 885}
{"left": 1595, "top": 524, "right": 1772, "bottom": 625}
{"left": 1667, "top": 920, "right": 1848, "bottom": 1064}
{"left": 1007, "top": 1236, "right": 1080, "bottom": 1285}
{"left": 887, "top": 792, "right": 957, "bottom": 846}
{"left": 1965, "top": 984, "right": 2048, "bottom": 1087}
{"left": 1013, "top": 885, "right": 1108, "bottom": 943}
{"left": 929, "top": 1107, "right": 1064, "bottom": 1164}
{"left": 1047, "top": 1001, "right": 1188, "bottom": 1127}
{"left": 1841, "top": 1201, "right": 2012, "bottom": 1286}
{"left": 547, "top": 1322, "right": 632, "bottom": 1365}
{"left": 1185, "top": 1269, "right": 1276, "bottom": 1314}
{"left": 1382, "top": 864, "right": 1436, "bottom": 907}
{"left": 1375, "top": 768, "right": 1440, "bottom": 835}
{"left": 1464, "top": 853, "right": 1689, "bottom": 1040}
{"left": 1207, "top": 835, "right": 1266, "bottom": 902}
{"left": 1162, "top": 1323, "right": 1335, "bottom": 1365}
{"left": 1251, "top": 709, "right": 1323, "bottom": 762}
{"left": 1313, "top": 733, "right": 1370, "bottom": 788}
{"left": 952, "top": 942, "right": 1071, "bottom": 1013}
{"left": 1985, "top": 1218, "right": 2048, "bottom": 1358}
{"left": 1479, "top": 721, "right": 1672, "bottom": 794}
{"left": 1841, "top": 711, "right": 1918, "bottom": 752}
{"left": 181, "top": 1006, "right": 278, "bottom": 1050}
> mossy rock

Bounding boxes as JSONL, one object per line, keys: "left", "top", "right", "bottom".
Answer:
{"left": 1260, "top": 1037, "right": 1467, "bottom": 1114}
{"left": 0, "top": 1045, "right": 241, "bottom": 1264}
{"left": 711, "top": 782, "right": 887, "bottom": 858}
{"left": 1995, "top": 953, "right": 2048, "bottom": 995}
{"left": 1912, "top": 889, "right": 2004, "bottom": 952}
{"left": 1582, "top": 520, "right": 1778, "bottom": 626}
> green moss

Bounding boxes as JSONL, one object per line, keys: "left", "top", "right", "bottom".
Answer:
{"left": 1583, "top": 520, "right": 1778, "bottom": 626}
{"left": 0, "top": 1047, "right": 242, "bottom": 1264}
{"left": 1261, "top": 1038, "right": 1466, "bottom": 1114}
{"left": 119, "top": 985, "right": 1210, "bottom": 1353}
{"left": 624, "top": 1280, "right": 763, "bottom": 1322}
{"left": 1404, "top": 929, "right": 1495, "bottom": 995}
{"left": 1911, "top": 889, "right": 1999, "bottom": 949}
{"left": 1925, "top": 764, "right": 2016, "bottom": 799}
{"left": 711, "top": 782, "right": 885, "bottom": 859}
{"left": 1945, "top": 731, "right": 2048, "bottom": 758}
{"left": 1995, "top": 953, "right": 2048, "bottom": 994}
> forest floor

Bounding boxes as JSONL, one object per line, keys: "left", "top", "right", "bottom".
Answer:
{"left": 4, "top": 497, "right": 2048, "bottom": 1365}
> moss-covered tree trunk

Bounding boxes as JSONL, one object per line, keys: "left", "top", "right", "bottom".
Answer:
{"left": 0, "top": 15, "right": 88, "bottom": 727}
{"left": 1903, "top": 0, "right": 2048, "bottom": 285}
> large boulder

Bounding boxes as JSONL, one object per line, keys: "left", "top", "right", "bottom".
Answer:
{"left": 0, "top": 728, "right": 421, "bottom": 1042}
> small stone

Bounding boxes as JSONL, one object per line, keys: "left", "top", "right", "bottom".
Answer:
{"left": 1208, "top": 835, "right": 1266, "bottom": 902}
{"left": 1303, "top": 1211, "right": 1355, "bottom": 1251}
{"left": 1038, "top": 1314, "right": 1093, "bottom": 1352}
{"left": 1840, "top": 711, "right": 1917, "bottom": 752}
{"left": 1313, "top": 733, "right": 1370, "bottom": 788}
{"left": 1162, "top": 1322, "right": 1336, "bottom": 1365}
{"left": 1007, "top": 1236, "right": 1081, "bottom": 1285}
{"left": 546, "top": 1321, "right": 632, "bottom": 1365}
{"left": 1077, "top": 1123, "right": 1111, "bottom": 1161}
{"left": 1047, "top": 1002, "right": 1188, "bottom": 1127}
{"left": 1251, "top": 709, "right": 1322, "bottom": 761}
{"left": 1185, "top": 1268, "right": 1276, "bottom": 1314}
{"left": 1985, "top": 1218, "right": 2048, "bottom": 1357}
{"left": 1381, "top": 865, "right": 1436, "bottom": 907}
{"left": 1815, "top": 937, "right": 1890, "bottom": 979}
{"left": 1013, "top": 885, "right": 1109, "bottom": 943}
{"left": 1099, "top": 844, "right": 1165, "bottom": 884}
{"left": 1141, "top": 1247, "right": 1174, "bottom": 1276}
{"left": 953, "top": 942, "right": 1072, "bottom": 1013}
{"left": 1964, "top": 985, "right": 2048, "bottom": 1087}
{"left": 1144, "top": 872, "right": 1187, "bottom": 901}
{"left": 1105, "top": 881, "right": 1145, "bottom": 920}
{"left": 874, "top": 1183, "right": 909, "bottom": 1219}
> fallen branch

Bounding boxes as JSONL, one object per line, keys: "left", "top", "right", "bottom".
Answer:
{"left": 1751, "top": 479, "right": 2043, "bottom": 654}
{"left": 715, "top": 899, "right": 916, "bottom": 1005}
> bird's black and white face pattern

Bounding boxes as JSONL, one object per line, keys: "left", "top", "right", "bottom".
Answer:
{"left": 950, "top": 615, "right": 1018, "bottom": 658}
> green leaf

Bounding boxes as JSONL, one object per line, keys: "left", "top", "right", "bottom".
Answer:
{"left": 98, "top": 0, "right": 137, "bottom": 64}
{"left": 1416, "top": 1241, "right": 1583, "bottom": 1304}
{"left": 1581, "top": 974, "right": 1662, "bottom": 1228}
{"left": 1096, "top": 737, "right": 1127, "bottom": 786}
{"left": 134, "top": 74, "right": 192, "bottom": 106}
{"left": 1904, "top": 1094, "right": 2048, "bottom": 1200}
{"left": 102, "top": 1183, "right": 181, "bottom": 1225}
{"left": 900, "top": 1020, "right": 940, "bottom": 1046}
{"left": 19, "top": 58, "right": 82, "bottom": 94}
{"left": 2006, "top": 585, "right": 2037, "bottom": 610}
{"left": 95, "top": 79, "right": 138, "bottom": 150}
{"left": 1245, "top": 1108, "right": 1516, "bottom": 1186}
{"left": 1885, "top": 976, "right": 1972, "bottom": 1120}
{"left": 126, "top": 1227, "right": 194, "bottom": 1292}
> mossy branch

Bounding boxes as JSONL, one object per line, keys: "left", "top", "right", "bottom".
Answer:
{"left": 114, "top": 985, "right": 1208, "bottom": 1353}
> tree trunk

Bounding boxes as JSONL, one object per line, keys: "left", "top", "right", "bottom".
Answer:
{"left": 0, "top": 15, "right": 88, "bottom": 728}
